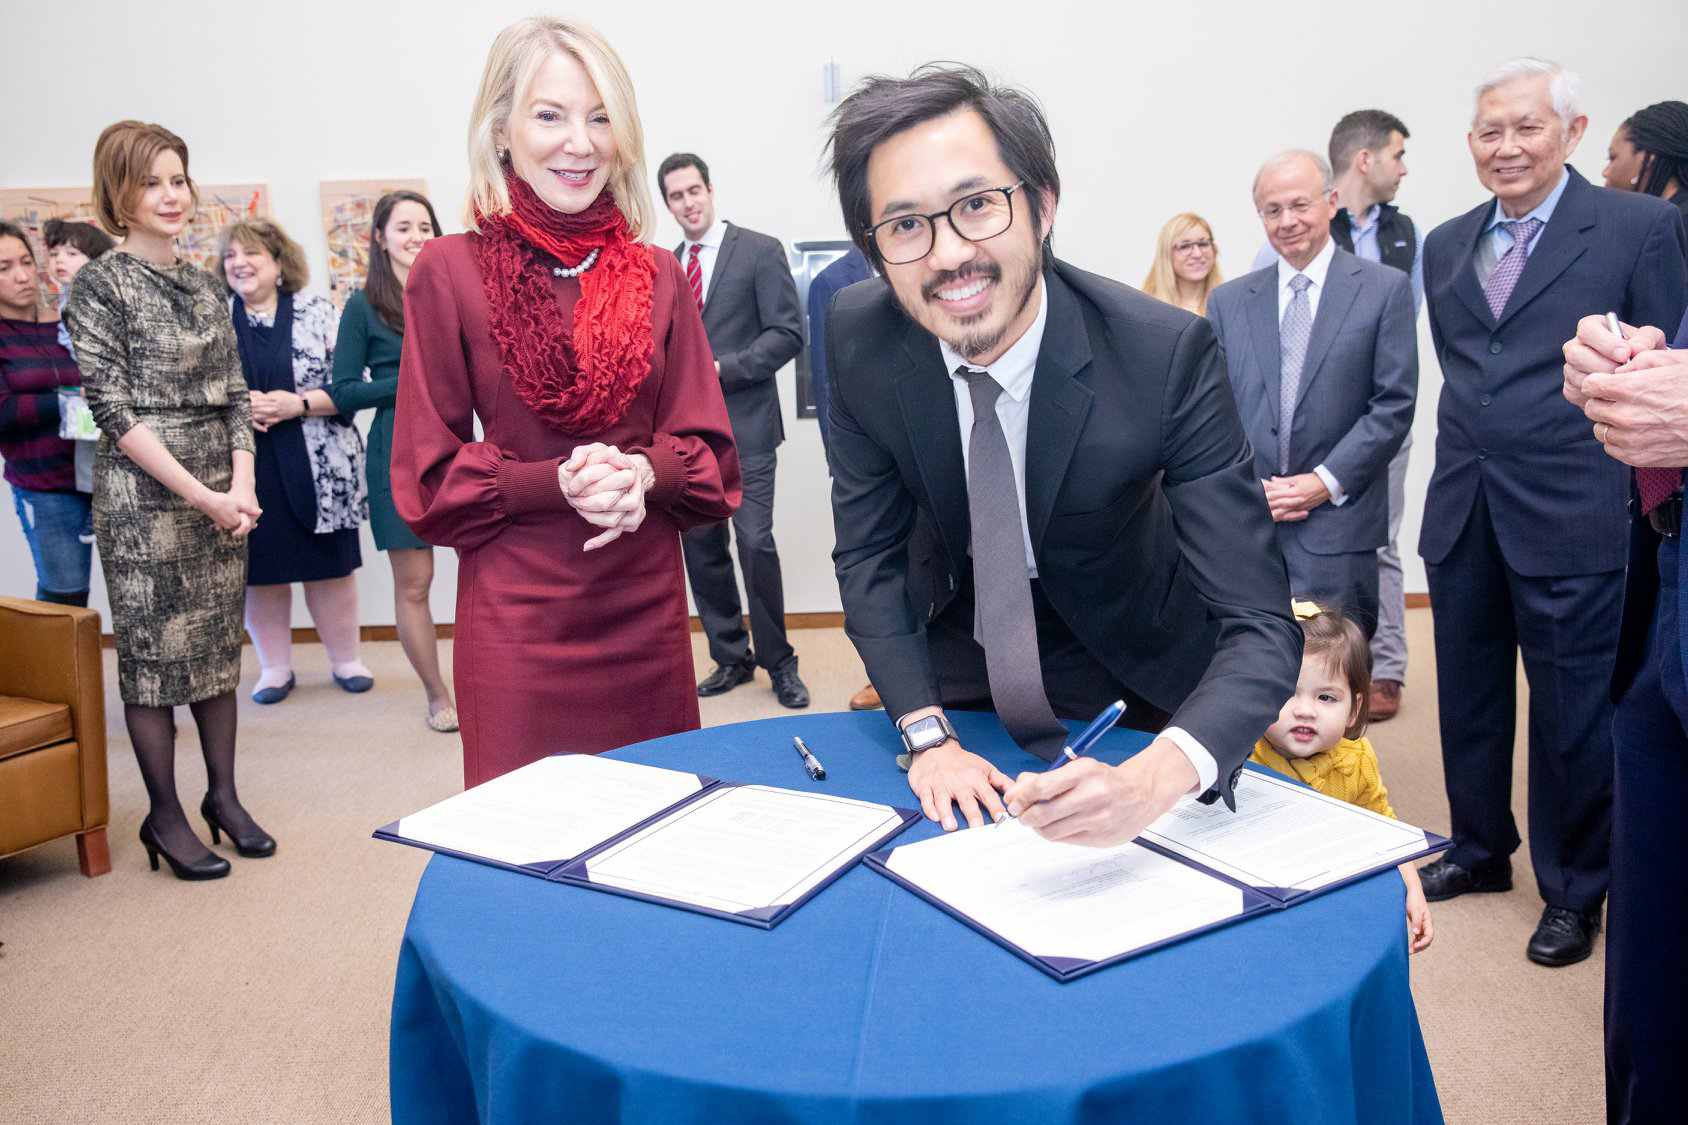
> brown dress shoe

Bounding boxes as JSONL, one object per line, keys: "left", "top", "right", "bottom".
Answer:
{"left": 1369, "top": 678, "right": 1403, "bottom": 721}
{"left": 849, "top": 684, "right": 882, "bottom": 710}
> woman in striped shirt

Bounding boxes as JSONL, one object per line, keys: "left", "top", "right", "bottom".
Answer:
{"left": 0, "top": 221, "right": 91, "bottom": 605}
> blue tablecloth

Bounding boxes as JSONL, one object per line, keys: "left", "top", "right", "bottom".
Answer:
{"left": 390, "top": 711, "right": 1443, "bottom": 1124}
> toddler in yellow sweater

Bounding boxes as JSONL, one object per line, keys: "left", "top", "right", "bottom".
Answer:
{"left": 1252, "top": 601, "right": 1433, "bottom": 953}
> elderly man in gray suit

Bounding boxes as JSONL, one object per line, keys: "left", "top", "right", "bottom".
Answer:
{"left": 1207, "top": 150, "right": 1417, "bottom": 636}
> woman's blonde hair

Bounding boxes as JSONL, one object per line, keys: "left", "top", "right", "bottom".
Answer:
{"left": 463, "top": 16, "right": 654, "bottom": 241}
{"left": 1140, "top": 212, "right": 1223, "bottom": 316}
{"left": 211, "top": 218, "right": 310, "bottom": 294}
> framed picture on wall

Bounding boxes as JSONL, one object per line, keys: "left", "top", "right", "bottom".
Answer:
{"left": 788, "top": 239, "right": 857, "bottom": 420}
{"left": 0, "top": 187, "right": 104, "bottom": 306}
{"left": 319, "top": 179, "right": 429, "bottom": 308}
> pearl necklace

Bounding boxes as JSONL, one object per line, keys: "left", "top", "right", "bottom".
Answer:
{"left": 551, "top": 247, "right": 601, "bottom": 278}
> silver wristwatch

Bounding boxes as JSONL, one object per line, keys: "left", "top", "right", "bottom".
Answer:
{"left": 897, "top": 713, "right": 958, "bottom": 771}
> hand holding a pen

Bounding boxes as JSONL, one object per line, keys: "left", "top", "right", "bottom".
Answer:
{"left": 1564, "top": 313, "right": 1688, "bottom": 468}
{"left": 1004, "top": 737, "right": 1199, "bottom": 848}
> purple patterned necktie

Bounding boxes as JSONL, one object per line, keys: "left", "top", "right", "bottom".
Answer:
{"left": 1482, "top": 218, "right": 1542, "bottom": 319}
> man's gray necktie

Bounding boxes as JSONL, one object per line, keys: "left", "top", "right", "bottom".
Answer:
{"left": 1277, "top": 273, "right": 1313, "bottom": 474}
{"left": 962, "top": 368, "right": 1066, "bottom": 763}
{"left": 1483, "top": 218, "right": 1543, "bottom": 319}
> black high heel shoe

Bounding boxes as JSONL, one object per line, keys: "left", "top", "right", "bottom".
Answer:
{"left": 139, "top": 818, "right": 230, "bottom": 880}
{"left": 201, "top": 794, "right": 277, "bottom": 858}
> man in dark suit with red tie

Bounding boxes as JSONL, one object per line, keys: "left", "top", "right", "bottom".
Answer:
{"left": 659, "top": 153, "right": 808, "bottom": 708}
{"left": 1415, "top": 58, "right": 1688, "bottom": 968}
{"left": 1565, "top": 309, "right": 1688, "bottom": 1124}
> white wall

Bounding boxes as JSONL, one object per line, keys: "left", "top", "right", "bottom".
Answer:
{"left": 5, "top": 0, "right": 1686, "bottom": 626}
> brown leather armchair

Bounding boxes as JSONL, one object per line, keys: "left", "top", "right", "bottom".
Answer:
{"left": 0, "top": 596, "right": 110, "bottom": 876}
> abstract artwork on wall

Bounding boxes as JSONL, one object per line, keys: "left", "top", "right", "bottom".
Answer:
{"left": 319, "top": 179, "right": 429, "bottom": 308}
{"left": 0, "top": 184, "right": 270, "bottom": 303}
{"left": 0, "top": 187, "right": 103, "bottom": 306}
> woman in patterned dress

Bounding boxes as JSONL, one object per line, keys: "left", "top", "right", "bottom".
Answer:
{"left": 64, "top": 120, "right": 273, "bottom": 880}
{"left": 214, "top": 219, "right": 370, "bottom": 705}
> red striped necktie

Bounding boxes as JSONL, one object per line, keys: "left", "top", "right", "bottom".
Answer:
{"left": 685, "top": 243, "right": 704, "bottom": 311}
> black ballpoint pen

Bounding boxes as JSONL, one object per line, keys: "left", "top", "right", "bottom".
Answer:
{"left": 793, "top": 736, "right": 826, "bottom": 781}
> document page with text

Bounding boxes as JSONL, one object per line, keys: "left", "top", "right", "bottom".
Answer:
{"left": 1140, "top": 769, "right": 1433, "bottom": 895}
{"left": 395, "top": 754, "right": 705, "bottom": 868}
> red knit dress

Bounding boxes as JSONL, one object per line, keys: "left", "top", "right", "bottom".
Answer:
{"left": 393, "top": 233, "right": 740, "bottom": 788}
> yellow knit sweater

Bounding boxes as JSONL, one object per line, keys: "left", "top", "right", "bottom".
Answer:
{"left": 1250, "top": 735, "right": 1396, "bottom": 819}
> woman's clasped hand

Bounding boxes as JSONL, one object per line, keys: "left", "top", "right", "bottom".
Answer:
{"left": 559, "top": 441, "right": 652, "bottom": 550}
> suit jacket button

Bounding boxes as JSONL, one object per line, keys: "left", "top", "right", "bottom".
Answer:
{"left": 1478, "top": 449, "right": 1489, "bottom": 460}
{"left": 1489, "top": 341, "right": 1504, "bottom": 354}
{"left": 1480, "top": 395, "right": 1492, "bottom": 406}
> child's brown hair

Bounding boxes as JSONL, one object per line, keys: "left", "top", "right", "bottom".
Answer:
{"left": 1295, "top": 600, "right": 1372, "bottom": 738}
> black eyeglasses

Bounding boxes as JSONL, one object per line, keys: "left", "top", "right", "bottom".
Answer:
{"left": 865, "top": 182, "right": 1024, "bottom": 265}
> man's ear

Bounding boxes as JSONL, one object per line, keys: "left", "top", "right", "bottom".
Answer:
{"left": 1037, "top": 188, "right": 1058, "bottom": 243}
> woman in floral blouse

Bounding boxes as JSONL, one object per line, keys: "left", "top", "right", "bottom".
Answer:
{"left": 215, "top": 219, "right": 370, "bottom": 704}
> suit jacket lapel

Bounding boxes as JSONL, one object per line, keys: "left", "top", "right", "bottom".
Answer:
{"left": 701, "top": 224, "right": 739, "bottom": 316}
{"left": 1495, "top": 168, "right": 1593, "bottom": 329}
{"left": 1295, "top": 254, "right": 1360, "bottom": 410}
{"left": 893, "top": 323, "right": 969, "bottom": 562}
{"left": 1025, "top": 272, "right": 1094, "bottom": 554}
{"left": 1247, "top": 268, "right": 1283, "bottom": 407}
{"left": 1449, "top": 204, "right": 1495, "bottom": 329}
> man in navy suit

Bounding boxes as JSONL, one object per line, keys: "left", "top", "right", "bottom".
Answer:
{"left": 1208, "top": 149, "right": 1416, "bottom": 637}
{"left": 1566, "top": 309, "right": 1688, "bottom": 1122}
{"left": 1416, "top": 58, "right": 1688, "bottom": 968}
{"left": 659, "top": 153, "right": 809, "bottom": 709}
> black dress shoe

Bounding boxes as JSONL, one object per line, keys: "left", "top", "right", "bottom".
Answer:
{"left": 771, "top": 667, "right": 810, "bottom": 709}
{"left": 201, "top": 794, "right": 277, "bottom": 858}
{"left": 139, "top": 818, "right": 230, "bottom": 881}
{"left": 697, "top": 661, "right": 756, "bottom": 697}
{"left": 1527, "top": 905, "right": 1601, "bottom": 967}
{"left": 1418, "top": 856, "right": 1512, "bottom": 902}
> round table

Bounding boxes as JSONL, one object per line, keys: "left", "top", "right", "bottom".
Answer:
{"left": 389, "top": 711, "right": 1442, "bottom": 1124}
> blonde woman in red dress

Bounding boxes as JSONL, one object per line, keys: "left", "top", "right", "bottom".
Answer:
{"left": 393, "top": 16, "right": 739, "bottom": 788}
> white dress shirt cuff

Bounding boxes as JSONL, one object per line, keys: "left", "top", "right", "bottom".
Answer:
{"left": 1159, "top": 726, "right": 1219, "bottom": 795}
{"left": 1313, "top": 463, "right": 1346, "bottom": 506}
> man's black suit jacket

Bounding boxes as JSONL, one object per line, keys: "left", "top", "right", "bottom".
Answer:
{"left": 825, "top": 259, "right": 1302, "bottom": 805}
{"left": 675, "top": 223, "right": 802, "bottom": 454}
{"left": 1419, "top": 167, "right": 1688, "bottom": 577}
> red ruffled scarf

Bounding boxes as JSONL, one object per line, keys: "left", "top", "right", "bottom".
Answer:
{"left": 475, "top": 171, "right": 656, "bottom": 433}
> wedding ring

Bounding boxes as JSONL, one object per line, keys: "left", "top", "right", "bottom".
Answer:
{"left": 1598, "top": 423, "right": 1611, "bottom": 444}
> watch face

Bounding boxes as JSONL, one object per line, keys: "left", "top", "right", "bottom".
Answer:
{"left": 906, "top": 717, "right": 948, "bottom": 751}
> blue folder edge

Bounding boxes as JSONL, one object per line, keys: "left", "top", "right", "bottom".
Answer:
{"left": 862, "top": 848, "right": 1278, "bottom": 982}
{"left": 373, "top": 772, "right": 920, "bottom": 930}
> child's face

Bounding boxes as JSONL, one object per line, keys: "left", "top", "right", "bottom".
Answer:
{"left": 1264, "top": 654, "right": 1363, "bottom": 759}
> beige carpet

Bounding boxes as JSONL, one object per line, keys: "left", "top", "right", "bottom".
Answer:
{"left": 0, "top": 610, "right": 1601, "bottom": 1123}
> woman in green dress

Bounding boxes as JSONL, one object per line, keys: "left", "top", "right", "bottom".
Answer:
{"left": 328, "top": 191, "right": 457, "bottom": 731}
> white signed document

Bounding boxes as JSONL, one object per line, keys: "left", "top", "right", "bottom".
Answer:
{"left": 1140, "top": 769, "right": 1433, "bottom": 897}
{"left": 584, "top": 785, "right": 908, "bottom": 915}
{"left": 881, "top": 819, "right": 1247, "bottom": 965}
{"left": 396, "top": 754, "right": 705, "bottom": 868}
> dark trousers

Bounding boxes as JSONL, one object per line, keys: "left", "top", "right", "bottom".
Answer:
{"left": 1277, "top": 523, "right": 1379, "bottom": 639}
{"left": 926, "top": 570, "right": 1172, "bottom": 734}
{"left": 1424, "top": 484, "right": 1618, "bottom": 912}
{"left": 682, "top": 451, "right": 793, "bottom": 672}
{"left": 1606, "top": 535, "right": 1688, "bottom": 1124}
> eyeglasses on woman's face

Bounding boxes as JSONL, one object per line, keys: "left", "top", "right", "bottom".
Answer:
{"left": 1172, "top": 237, "right": 1213, "bottom": 255}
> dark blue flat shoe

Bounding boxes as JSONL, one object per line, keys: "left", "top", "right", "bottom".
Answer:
{"left": 333, "top": 672, "right": 374, "bottom": 693}
{"left": 252, "top": 673, "right": 296, "bottom": 705}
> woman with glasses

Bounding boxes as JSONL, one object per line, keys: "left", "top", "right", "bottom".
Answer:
{"left": 1141, "top": 213, "right": 1223, "bottom": 316}
{"left": 391, "top": 16, "right": 739, "bottom": 788}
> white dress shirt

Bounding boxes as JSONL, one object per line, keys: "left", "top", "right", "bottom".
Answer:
{"left": 1273, "top": 237, "right": 1347, "bottom": 505}
{"left": 936, "top": 282, "right": 1219, "bottom": 794}
{"left": 679, "top": 219, "right": 729, "bottom": 304}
